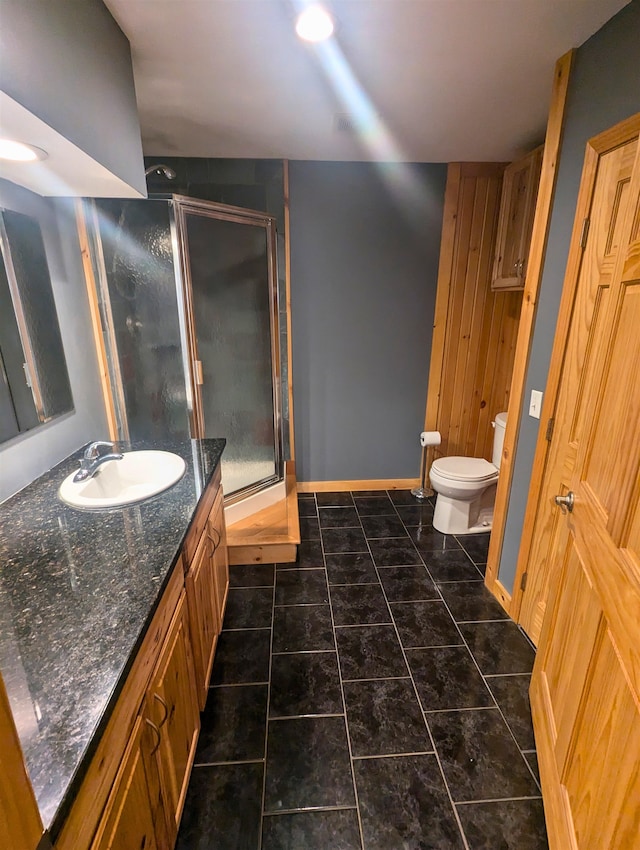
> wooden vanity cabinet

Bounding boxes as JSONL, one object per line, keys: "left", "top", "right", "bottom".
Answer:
{"left": 491, "top": 145, "right": 543, "bottom": 290}
{"left": 56, "top": 468, "right": 228, "bottom": 850}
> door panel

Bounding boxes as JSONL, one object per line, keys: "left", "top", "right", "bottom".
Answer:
{"left": 150, "top": 594, "right": 199, "bottom": 835}
{"left": 531, "top": 115, "right": 640, "bottom": 850}
{"left": 538, "top": 543, "right": 602, "bottom": 769}
{"left": 91, "top": 716, "right": 160, "bottom": 850}
{"left": 519, "top": 133, "right": 639, "bottom": 644}
{"left": 563, "top": 630, "right": 640, "bottom": 849}
{"left": 584, "top": 282, "right": 640, "bottom": 536}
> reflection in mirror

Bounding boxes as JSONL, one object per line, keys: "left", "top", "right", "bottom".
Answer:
{"left": 0, "top": 209, "right": 73, "bottom": 444}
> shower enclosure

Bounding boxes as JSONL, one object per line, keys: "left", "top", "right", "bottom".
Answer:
{"left": 83, "top": 195, "right": 283, "bottom": 501}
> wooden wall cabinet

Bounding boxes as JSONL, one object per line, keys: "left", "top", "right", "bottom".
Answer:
{"left": 492, "top": 146, "right": 543, "bottom": 291}
{"left": 56, "top": 469, "right": 228, "bottom": 850}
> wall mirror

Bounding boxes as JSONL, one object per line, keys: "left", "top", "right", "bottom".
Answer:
{"left": 0, "top": 208, "right": 73, "bottom": 444}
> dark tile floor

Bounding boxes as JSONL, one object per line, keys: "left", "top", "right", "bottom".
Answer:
{"left": 177, "top": 490, "right": 548, "bottom": 850}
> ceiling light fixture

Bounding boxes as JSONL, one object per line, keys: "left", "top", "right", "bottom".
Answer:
{"left": 0, "top": 139, "right": 48, "bottom": 162}
{"left": 295, "top": 4, "right": 334, "bottom": 42}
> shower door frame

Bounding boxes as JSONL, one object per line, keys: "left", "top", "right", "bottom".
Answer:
{"left": 171, "top": 196, "right": 284, "bottom": 503}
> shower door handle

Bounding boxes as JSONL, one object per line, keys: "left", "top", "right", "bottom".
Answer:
{"left": 194, "top": 360, "right": 204, "bottom": 385}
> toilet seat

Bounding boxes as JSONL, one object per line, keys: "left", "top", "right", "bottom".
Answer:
{"left": 431, "top": 456, "right": 498, "bottom": 482}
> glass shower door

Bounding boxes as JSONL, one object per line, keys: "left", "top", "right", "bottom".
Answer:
{"left": 174, "top": 198, "right": 281, "bottom": 499}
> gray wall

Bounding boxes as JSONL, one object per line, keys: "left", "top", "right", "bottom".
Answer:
{"left": 0, "top": 0, "right": 145, "bottom": 195}
{"left": 0, "top": 181, "right": 108, "bottom": 501}
{"left": 289, "top": 161, "right": 447, "bottom": 482}
{"left": 498, "top": 0, "right": 640, "bottom": 592}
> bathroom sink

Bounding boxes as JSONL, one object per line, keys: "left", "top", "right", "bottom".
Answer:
{"left": 58, "top": 450, "right": 186, "bottom": 510}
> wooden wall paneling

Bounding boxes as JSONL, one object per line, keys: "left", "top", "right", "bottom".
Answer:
{"left": 423, "top": 164, "right": 461, "bottom": 471}
{"left": 458, "top": 177, "right": 495, "bottom": 458}
{"left": 436, "top": 171, "right": 477, "bottom": 459}
{"left": 424, "top": 163, "right": 511, "bottom": 485}
{"left": 485, "top": 290, "right": 524, "bottom": 455}
{"left": 485, "top": 50, "right": 574, "bottom": 605}
{"left": 0, "top": 671, "right": 45, "bottom": 850}
{"left": 476, "top": 293, "right": 508, "bottom": 457}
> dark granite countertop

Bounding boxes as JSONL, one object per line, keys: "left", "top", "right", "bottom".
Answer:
{"left": 0, "top": 437, "right": 225, "bottom": 834}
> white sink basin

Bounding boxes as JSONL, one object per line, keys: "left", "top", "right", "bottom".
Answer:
{"left": 59, "top": 450, "right": 186, "bottom": 510}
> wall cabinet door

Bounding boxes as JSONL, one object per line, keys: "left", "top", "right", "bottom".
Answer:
{"left": 147, "top": 593, "right": 200, "bottom": 841}
{"left": 185, "top": 529, "right": 220, "bottom": 711}
{"left": 90, "top": 715, "right": 163, "bottom": 850}
{"left": 492, "top": 146, "right": 543, "bottom": 290}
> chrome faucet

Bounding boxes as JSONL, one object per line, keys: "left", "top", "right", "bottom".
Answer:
{"left": 73, "top": 441, "right": 124, "bottom": 483}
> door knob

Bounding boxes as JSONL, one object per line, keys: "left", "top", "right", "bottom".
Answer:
{"left": 554, "top": 491, "right": 574, "bottom": 513}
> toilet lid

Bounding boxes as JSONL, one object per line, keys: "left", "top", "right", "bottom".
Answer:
{"left": 432, "top": 456, "right": 498, "bottom": 482}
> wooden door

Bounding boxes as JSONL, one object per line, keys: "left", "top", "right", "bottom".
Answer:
{"left": 518, "top": 122, "right": 640, "bottom": 644}
{"left": 90, "top": 715, "right": 161, "bottom": 850}
{"left": 148, "top": 592, "right": 199, "bottom": 839}
{"left": 531, "top": 117, "right": 640, "bottom": 849}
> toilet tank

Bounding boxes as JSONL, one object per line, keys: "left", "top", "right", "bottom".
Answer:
{"left": 492, "top": 412, "right": 508, "bottom": 469}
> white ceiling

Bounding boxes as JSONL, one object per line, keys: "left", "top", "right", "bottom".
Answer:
{"left": 105, "top": 0, "right": 628, "bottom": 163}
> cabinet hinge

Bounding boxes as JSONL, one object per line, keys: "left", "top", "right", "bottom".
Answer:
{"left": 579, "top": 217, "right": 590, "bottom": 250}
{"left": 545, "top": 417, "right": 555, "bottom": 442}
{"left": 520, "top": 571, "right": 528, "bottom": 592}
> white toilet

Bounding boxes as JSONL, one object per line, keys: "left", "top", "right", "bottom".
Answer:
{"left": 429, "top": 412, "right": 507, "bottom": 535}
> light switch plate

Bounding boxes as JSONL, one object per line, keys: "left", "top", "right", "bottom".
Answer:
{"left": 529, "top": 389, "right": 543, "bottom": 419}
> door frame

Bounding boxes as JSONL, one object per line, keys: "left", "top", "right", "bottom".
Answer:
{"left": 509, "top": 112, "right": 640, "bottom": 622}
{"left": 482, "top": 50, "right": 574, "bottom": 610}
{"left": 171, "top": 196, "right": 284, "bottom": 502}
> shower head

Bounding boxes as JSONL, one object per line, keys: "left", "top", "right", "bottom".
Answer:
{"left": 144, "top": 164, "right": 177, "bottom": 180}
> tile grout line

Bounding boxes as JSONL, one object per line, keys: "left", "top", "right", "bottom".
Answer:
{"left": 361, "top": 495, "right": 472, "bottom": 850}
{"left": 320, "top": 497, "right": 367, "bottom": 850}
{"left": 434, "top": 586, "right": 542, "bottom": 791}
{"left": 257, "top": 574, "right": 276, "bottom": 850}
{"left": 455, "top": 794, "right": 543, "bottom": 806}
{"left": 262, "top": 804, "right": 359, "bottom": 818}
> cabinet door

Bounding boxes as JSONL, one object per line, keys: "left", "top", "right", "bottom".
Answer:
{"left": 209, "top": 492, "right": 229, "bottom": 627}
{"left": 492, "top": 147, "right": 543, "bottom": 290}
{"left": 148, "top": 592, "right": 200, "bottom": 839}
{"left": 185, "top": 529, "right": 220, "bottom": 710}
{"left": 90, "top": 715, "right": 162, "bottom": 850}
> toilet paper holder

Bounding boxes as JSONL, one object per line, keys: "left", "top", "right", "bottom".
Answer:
{"left": 411, "top": 431, "right": 441, "bottom": 500}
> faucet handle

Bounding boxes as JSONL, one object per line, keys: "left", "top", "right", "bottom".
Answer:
{"left": 84, "top": 441, "right": 116, "bottom": 459}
